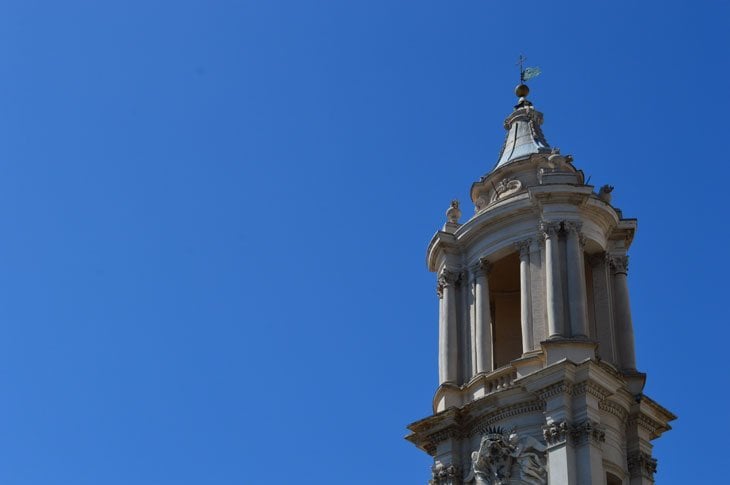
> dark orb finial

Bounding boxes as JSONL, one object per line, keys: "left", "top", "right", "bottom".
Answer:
{"left": 515, "top": 83, "right": 530, "bottom": 98}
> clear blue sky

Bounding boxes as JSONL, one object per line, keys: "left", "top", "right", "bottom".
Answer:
{"left": 0, "top": 1, "right": 727, "bottom": 484}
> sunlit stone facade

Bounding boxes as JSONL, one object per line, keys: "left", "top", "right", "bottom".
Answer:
{"left": 406, "top": 85, "right": 675, "bottom": 485}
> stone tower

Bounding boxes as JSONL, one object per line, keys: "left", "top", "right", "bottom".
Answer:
{"left": 406, "top": 83, "right": 675, "bottom": 485}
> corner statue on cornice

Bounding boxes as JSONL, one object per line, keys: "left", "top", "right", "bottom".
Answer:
{"left": 464, "top": 428, "right": 547, "bottom": 485}
{"left": 598, "top": 184, "right": 614, "bottom": 204}
{"left": 443, "top": 200, "right": 462, "bottom": 233}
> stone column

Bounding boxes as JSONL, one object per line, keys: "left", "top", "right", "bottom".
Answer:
{"left": 438, "top": 268, "right": 460, "bottom": 384}
{"left": 609, "top": 255, "right": 637, "bottom": 371}
{"left": 541, "top": 222, "right": 564, "bottom": 338}
{"left": 516, "top": 240, "right": 532, "bottom": 353}
{"left": 565, "top": 221, "right": 589, "bottom": 338}
{"left": 473, "top": 258, "right": 493, "bottom": 374}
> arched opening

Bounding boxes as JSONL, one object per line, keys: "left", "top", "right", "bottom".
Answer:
{"left": 489, "top": 252, "right": 522, "bottom": 368}
{"left": 606, "top": 472, "right": 622, "bottom": 485}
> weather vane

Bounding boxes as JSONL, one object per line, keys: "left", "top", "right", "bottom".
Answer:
{"left": 517, "top": 55, "right": 541, "bottom": 84}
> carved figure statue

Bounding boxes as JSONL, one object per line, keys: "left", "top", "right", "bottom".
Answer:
{"left": 598, "top": 184, "right": 614, "bottom": 203}
{"left": 509, "top": 433, "right": 547, "bottom": 485}
{"left": 465, "top": 428, "right": 547, "bottom": 485}
{"left": 446, "top": 199, "right": 461, "bottom": 224}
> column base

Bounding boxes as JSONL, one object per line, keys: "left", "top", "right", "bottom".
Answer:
{"left": 512, "top": 350, "right": 545, "bottom": 378}
{"left": 541, "top": 338, "right": 598, "bottom": 366}
{"left": 622, "top": 370, "right": 647, "bottom": 395}
{"left": 433, "top": 382, "right": 462, "bottom": 413}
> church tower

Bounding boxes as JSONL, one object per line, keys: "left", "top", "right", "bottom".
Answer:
{"left": 406, "top": 81, "right": 675, "bottom": 485}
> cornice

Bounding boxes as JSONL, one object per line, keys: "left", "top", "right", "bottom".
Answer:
{"left": 426, "top": 231, "right": 461, "bottom": 272}
{"left": 468, "top": 400, "right": 545, "bottom": 438}
{"left": 599, "top": 399, "right": 629, "bottom": 422}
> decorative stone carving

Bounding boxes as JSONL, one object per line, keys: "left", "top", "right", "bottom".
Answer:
{"left": 479, "top": 257, "right": 491, "bottom": 275}
{"left": 570, "top": 419, "right": 606, "bottom": 446}
{"left": 627, "top": 451, "right": 657, "bottom": 479}
{"left": 542, "top": 421, "right": 569, "bottom": 446}
{"left": 608, "top": 255, "right": 629, "bottom": 275}
{"left": 490, "top": 177, "right": 523, "bottom": 202}
{"left": 436, "top": 268, "right": 461, "bottom": 298}
{"left": 465, "top": 428, "right": 547, "bottom": 485}
{"left": 430, "top": 463, "right": 461, "bottom": 485}
{"left": 475, "top": 196, "right": 488, "bottom": 212}
{"left": 539, "top": 221, "right": 560, "bottom": 240}
{"left": 446, "top": 200, "right": 462, "bottom": 224}
{"left": 563, "top": 220, "right": 582, "bottom": 234}
{"left": 471, "top": 257, "right": 492, "bottom": 278}
{"left": 598, "top": 184, "right": 614, "bottom": 203}
{"left": 514, "top": 239, "right": 531, "bottom": 258}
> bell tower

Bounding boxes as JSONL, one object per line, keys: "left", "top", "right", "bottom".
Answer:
{"left": 406, "top": 82, "right": 675, "bottom": 485}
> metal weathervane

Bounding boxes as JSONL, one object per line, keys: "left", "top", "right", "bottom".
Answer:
{"left": 517, "top": 55, "right": 541, "bottom": 83}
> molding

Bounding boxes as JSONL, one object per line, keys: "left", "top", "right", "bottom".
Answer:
{"left": 470, "top": 400, "right": 545, "bottom": 437}
{"left": 572, "top": 381, "right": 612, "bottom": 401}
{"left": 536, "top": 382, "right": 573, "bottom": 401}
{"left": 599, "top": 399, "right": 629, "bottom": 422}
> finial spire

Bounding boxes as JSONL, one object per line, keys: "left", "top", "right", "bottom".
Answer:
{"left": 514, "top": 55, "right": 541, "bottom": 101}
{"left": 517, "top": 54, "right": 528, "bottom": 84}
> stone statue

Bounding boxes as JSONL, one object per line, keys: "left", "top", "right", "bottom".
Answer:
{"left": 509, "top": 432, "right": 547, "bottom": 485}
{"left": 465, "top": 428, "right": 547, "bottom": 485}
{"left": 446, "top": 200, "right": 461, "bottom": 224}
{"left": 598, "top": 184, "right": 614, "bottom": 203}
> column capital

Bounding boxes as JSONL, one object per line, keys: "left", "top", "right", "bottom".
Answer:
{"left": 437, "top": 268, "right": 461, "bottom": 298}
{"left": 539, "top": 221, "right": 561, "bottom": 240}
{"left": 514, "top": 239, "right": 532, "bottom": 258}
{"left": 608, "top": 254, "right": 629, "bottom": 275}
{"left": 429, "top": 463, "right": 461, "bottom": 485}
{"left": 471, "top": 257, "right": 491, "bottom": 277}
{"left": 565, "top": 221, "right": 587, "bottom": 248}
{"left": 627, "top": 450, "right": 657, "bottom": 480}
{"left": 563, "top": 220, "right": 583, "bottom": 234}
